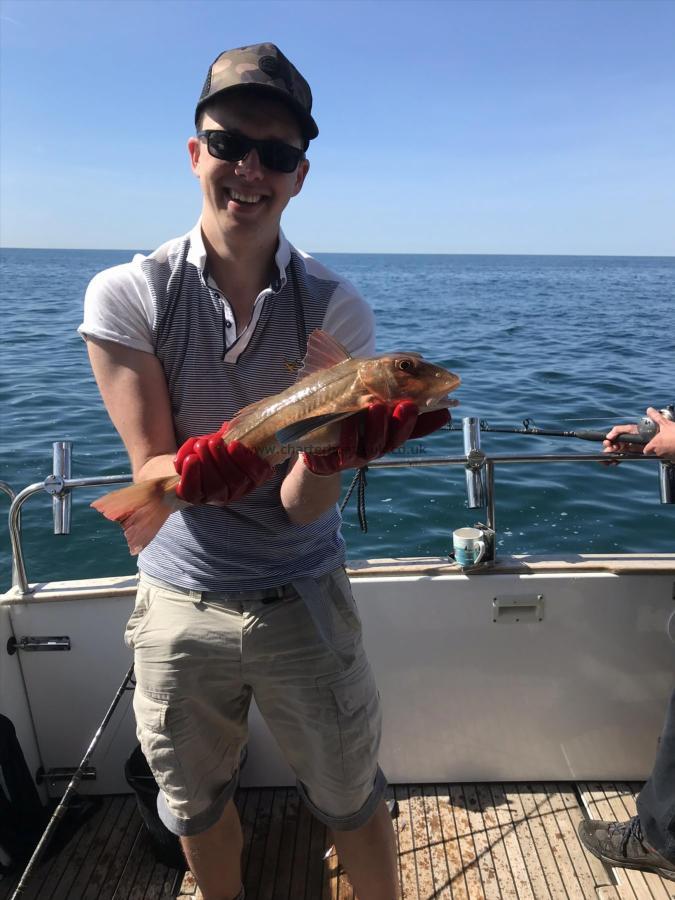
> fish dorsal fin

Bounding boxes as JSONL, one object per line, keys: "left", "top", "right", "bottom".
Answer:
{"left": 227, "top": 332, "right": 351, "bottom": 432}
{"left": 297, "top": 329, "right": 351, "bottom": 379}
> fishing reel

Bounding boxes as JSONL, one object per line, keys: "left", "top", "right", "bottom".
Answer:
{"left": 635, "top": 405, "right": 675, "bottom": 442}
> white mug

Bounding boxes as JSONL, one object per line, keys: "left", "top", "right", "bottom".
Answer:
{"left": 453, "top": 527, "right": 486, "bottom": 568}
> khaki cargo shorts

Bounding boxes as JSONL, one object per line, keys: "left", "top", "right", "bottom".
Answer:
{"left": 126, "top": 567, "right": 385, "bottom": 836}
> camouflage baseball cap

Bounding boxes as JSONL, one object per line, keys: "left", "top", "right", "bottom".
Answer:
{"left": 195, "top": 43, "right": 318, "bottom": 141}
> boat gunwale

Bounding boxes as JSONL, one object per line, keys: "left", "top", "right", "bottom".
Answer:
{"left": 2, "top": 552, "right": 674, "bottom": 603}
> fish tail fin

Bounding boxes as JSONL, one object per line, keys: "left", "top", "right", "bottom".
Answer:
{"left": 91, "top": 475, "right": 180, "bottom": 555}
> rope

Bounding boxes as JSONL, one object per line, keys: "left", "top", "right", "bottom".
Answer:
{"left": 339, "top": 466, "right": 368, "bottom": 533}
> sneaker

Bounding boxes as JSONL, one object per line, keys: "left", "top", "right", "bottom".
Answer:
{"left": 578, "top": 815, "right": 675, "bottom": 882}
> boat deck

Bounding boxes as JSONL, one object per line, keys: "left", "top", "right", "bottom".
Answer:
{"left": 1, "top": 782, "right": 672, "bottom": 900}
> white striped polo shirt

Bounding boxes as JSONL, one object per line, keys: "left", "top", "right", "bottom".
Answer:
{"left": 80, "top": 224, "right": 375, "bottom": 591}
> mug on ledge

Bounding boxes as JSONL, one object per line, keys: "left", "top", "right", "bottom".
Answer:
{"left": 452, "top": 527, "right": 486, "bottom": 568}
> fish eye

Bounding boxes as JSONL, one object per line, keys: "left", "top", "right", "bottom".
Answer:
{"left": 397, "top": 358, "right": 415, "bottom": 372}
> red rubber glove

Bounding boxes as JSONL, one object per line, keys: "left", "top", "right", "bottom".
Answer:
{"left": 303, "top": 401, "right": 450, "bottom": 476}
{"left": 174, "top": 423, "right": 273, "bottom": 504}
{"left": 408, "top": 407, "right": 452, "bottom": 439}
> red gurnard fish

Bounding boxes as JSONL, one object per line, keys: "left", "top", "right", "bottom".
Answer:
{"left": 91, "top": 330, "right": 460, "bottom": 554}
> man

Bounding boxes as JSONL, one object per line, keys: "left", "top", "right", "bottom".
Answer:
{"left": 578, "top": 406, "right": 675, "bottom": 881}
{"left": 80, "top": 43, "right": 447, "bottom": 900}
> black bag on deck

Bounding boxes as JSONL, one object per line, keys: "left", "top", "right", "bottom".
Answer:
{"left": 0, "top": 714, "right": 47, "bottom": 873}
{"left": 124, "top": 744, "right": 184, "bottom": 870}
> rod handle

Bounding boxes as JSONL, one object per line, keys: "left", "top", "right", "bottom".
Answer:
{"left": 574, "top": 430, "right": 611, "bottom": 442}
{"left": 606, "top": 431, "right": 648, "bottom": 446}
{"left": 576, "top": 430, "right": 646, "bottom": 445}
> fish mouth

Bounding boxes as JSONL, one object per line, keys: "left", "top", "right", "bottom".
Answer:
{"left": 424, "top": 370, "right": 461, "bottom": 410}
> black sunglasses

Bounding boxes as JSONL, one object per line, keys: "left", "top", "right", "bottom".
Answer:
{"left": 197, "top": 129, "right": 304, "bottom": 174}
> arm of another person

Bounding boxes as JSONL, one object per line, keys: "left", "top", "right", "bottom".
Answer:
{"left": 604, "top": 407, "right": 675, "bottom": 459}
{"left": 86, "top": 337, "right": 178, "bottom": 481}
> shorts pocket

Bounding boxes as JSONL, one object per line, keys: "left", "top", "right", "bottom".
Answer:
{"left": 132, "top": 689, "right": 182, "bottom": 803}
{"left": 125, "top": 582, "right": 153, "bottom": 649}
{"left": 316, "top": 658, "right": 382, "bottom": 783}
{"left": 134, "top": 688, "right": 168, "bottom": 732}
{"left": 326, "top": 568, "right": 362, "bottom": 646}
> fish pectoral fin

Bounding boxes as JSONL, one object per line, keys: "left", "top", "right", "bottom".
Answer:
{"left": 275, "top": 412, "right": 353, "bottom": 446}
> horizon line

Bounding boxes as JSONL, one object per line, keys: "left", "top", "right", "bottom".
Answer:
{"left": 1, "top": 246, "right": 674, "bottom": 259}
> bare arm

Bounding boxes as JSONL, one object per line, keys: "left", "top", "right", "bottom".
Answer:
{"left": 280, "top": 456, "right": 342, "bottom": 525}
{"left": 86, "top": 337, "right": 177, "bottom": 481}
{"left": 604, "top": 407, "right": 675, "bottom": 459}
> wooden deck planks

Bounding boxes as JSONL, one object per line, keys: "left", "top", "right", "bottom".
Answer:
{"left": 421, "top": 784, "right": 453, "bottom": 898}
{"left": 446, "top": 783, "right": 485, "bottom": 899}
{"left": 433, "top": 785, "right": 470, "bottom": 899}
{"left": 488, "top": 783, "right": 536, "bottom": 900}
{"left": 85, "top": 797, "right": 142, "bottom": 899}
{"left": 286, "top": 793, "right": 315, "bottom": 900}
{"left": 407, "top": 784, "right": 439, "bottom": 899}
{"left": 142, "top": 862, "right": 181, "bottom": 900}
{"left": 475, "top": 782, "right": 519, "bottom": 898}
{"left": 69, "top": 797, "right": 131, "bottom": 898}
{"left": 256, "top": 788, "right": 291, "bottom": 900}
{"left": 394, "top": 783, "right": 422, "bottom": 899}
{"left": 535, "top": 782, "right": 601, "bottom": 898}
{"left": 3, "top": 782, "right": 675, "bottom": 899}
{"left": 306, "top": 806, "right": 329, "bottom": 899}
{"left": 459, "top": 782, "right": 502, "bottom": 899}
{"left": 511, "top": 784, "right": 569, "bottom": 899}
{"left": 552, "top": 781, "right": 608, "bottom": 899}
{"left": 272, "top": 789, "right": 305, "bottom": 899}
{"left": 51, "top": 798, "right": 118, "bottom": 900}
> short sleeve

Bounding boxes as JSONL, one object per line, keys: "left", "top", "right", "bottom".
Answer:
{"left": 78, "top": 257, "right": 156, "bottom": 354}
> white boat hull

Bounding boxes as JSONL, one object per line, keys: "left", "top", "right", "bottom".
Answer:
{"left": 2, "top": 556, "right": 674, "bottom": 796}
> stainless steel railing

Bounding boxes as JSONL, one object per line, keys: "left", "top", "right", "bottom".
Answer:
{"left": 0, "top": 481, "right": 20, "bottom": 589}
{"left": 4, "top": 430, "right": 672, "bottom": 598}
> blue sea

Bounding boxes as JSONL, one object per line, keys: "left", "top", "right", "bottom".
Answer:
{"left": 1, "top": 248, "right": 673, "bottom": 591}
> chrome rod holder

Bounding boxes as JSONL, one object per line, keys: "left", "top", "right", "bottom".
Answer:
{"left": 463, "top": 417, "right": 487, "bottom": 508}
{"left": 659, "top": 463, "right": 675, "bottom": 504}
{"left": 51, "top": 441, "right": 72, "bottom": 534}
{"left": 656, "top": 406, "right": 675, "bottom": 504}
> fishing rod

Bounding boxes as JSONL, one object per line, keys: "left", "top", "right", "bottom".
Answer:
{"left": 10, "top": 663, "right": 135, "bottom": 898}
{"left": 448, "top": 406, "right": 674, "bottom": 446}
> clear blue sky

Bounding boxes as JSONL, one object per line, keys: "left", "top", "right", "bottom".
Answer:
{"left": 1, "top": 0, "right": 673, "bottom": 254}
